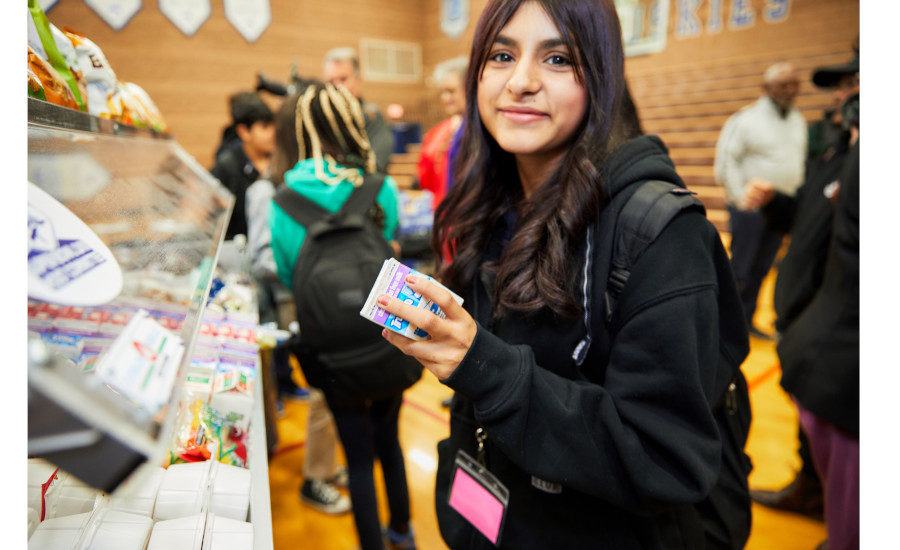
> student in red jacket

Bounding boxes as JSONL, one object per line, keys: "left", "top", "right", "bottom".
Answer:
{"left": 417, "top": 56, "right": 467, "bottom": 210}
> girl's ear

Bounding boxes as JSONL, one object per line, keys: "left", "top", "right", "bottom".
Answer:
{"left": 235, "top": 123, "right": 250, "bottom": 142}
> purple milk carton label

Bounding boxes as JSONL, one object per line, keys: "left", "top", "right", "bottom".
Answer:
{"left": 361, "top": 259, "right": 463, "bottom": 340}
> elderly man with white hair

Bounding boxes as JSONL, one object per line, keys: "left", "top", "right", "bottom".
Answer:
{"left": 714, "top": 61, "right": 807, "bottom": 339}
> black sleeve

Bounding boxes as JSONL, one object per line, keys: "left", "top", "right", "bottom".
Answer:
{"left": 760, "top": 191, "right": 797, "bottom": 233}
{"left": 442, "top": 212, "right": 723, "bottom": 513}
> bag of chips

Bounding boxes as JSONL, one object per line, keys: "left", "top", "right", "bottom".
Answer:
{"left": 60, "top": 26, "right": 119, "bottom": 118}
{"left": 28, "top": 45, "right": 78, "bottom": 110}
{"left": 27, "top": 0, "right": 86, "bottom": 111}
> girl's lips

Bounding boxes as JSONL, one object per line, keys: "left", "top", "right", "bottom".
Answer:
{"left": 499, "top": 109, "right": 548, "bottom": 123}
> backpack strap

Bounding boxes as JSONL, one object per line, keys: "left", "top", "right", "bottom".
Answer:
{"left": 338, "top": 173, "right": 386, "bottom": 221}
{"left": 272, "top": 184, "right": 331, "bottom": 228}
{"left": 603, "top": 180, "right": 705, "bottom": 322}
{"left": 273, "top": 173, "right": 386, "bottom": 238}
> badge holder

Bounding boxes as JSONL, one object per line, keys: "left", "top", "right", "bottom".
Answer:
{"left": 447, "top": 428, "right": 509, "bottom": 547}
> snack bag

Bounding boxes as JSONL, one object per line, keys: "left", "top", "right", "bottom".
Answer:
{"left": 27, "top": 0, "right": 86, "bottom": 111}
{"left": 50, "top": 24, "right": 89, "bottom": 109}
{"left": 123, "top": 82, "right": 169, "bottom": 133}
{"left": 28, "top": 46, "right": 78, "bottom": 109}
{"left": 28, "top": 66, "right": 46, "bottom": 101}
{"left": 106, "top": 83, "right": 152, "bottom": 127}
{"left": 60, "top": 27, "right": 118, "bottom": 118}
{"left": 167, "top": 400, "right": 248, "bottom": 468}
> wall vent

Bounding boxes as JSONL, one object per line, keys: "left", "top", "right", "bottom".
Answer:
{"left": 359, "top": 38, "right": 422, "bottom": 83}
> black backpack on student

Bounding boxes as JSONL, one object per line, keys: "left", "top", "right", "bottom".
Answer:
{"left": 593, "top": 180, "right": 753, "bottom": 550}
{"left": 272, "top": 173, "right": 423, "bottom": 409}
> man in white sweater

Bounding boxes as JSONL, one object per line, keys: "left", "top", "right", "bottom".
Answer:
{"left": 714, "top": 62, "right": 807, "bottom": 338}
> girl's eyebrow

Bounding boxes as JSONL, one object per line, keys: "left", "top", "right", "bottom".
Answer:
{"left": 493, "top": 35, "right": 566, "bottom": 50}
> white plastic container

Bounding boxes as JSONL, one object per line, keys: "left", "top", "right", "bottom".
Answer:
{"left": 44, "top": 473, "right": 102, "bottom": 518}
{"left": 28, "top": 512, "right": 91, "bottom": 549}
{"left": 147, "top": 513, "right": 205, "bottom": 550}
{"left": 154, "top": 462, "right": 211, "bottom": 521}
{"left": 27, "top": 459, "right": 58, "bottom": 514}
{"left": 76, "top": 509, "right": 153, "bottom": 550}
{"left": 27, "top": 508, "right": 40, "bottom": 540}
{"left": 108, "top": 465, "right": 166, "bottom": 517}
{"left": 204, "top": 514, "right": 253, "bottom": 550}
{"left": 209, "top": 462, "right": 251, "bottom": 521}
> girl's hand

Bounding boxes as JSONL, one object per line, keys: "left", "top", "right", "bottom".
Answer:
{"left": 377, "top": 274, "right": 477, "bottom": 380}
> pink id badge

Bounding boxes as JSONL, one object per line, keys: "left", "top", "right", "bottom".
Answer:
{"left": 448, "top": 449, "right": 509, "bottom": 546}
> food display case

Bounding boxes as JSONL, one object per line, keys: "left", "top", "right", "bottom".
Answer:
{"left": 27, "top": 97, "right": 273, "bottom": 550}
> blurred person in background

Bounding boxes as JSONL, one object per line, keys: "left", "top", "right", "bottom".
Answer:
{"left": 323, "top": 47, "right": 394, "bottom": 173}
{"left": 244, "top": 83, "right": 351, "bottom": 517}
{"left": 714, "top": 62, "right": 807, "bottom": 339}
{"left": 211, "top": 91, "right": 276, "bottom": 240}
{"left": 268, "top": 82, "right": 415, "bottom": 550}
{"left": 417, "top": 56, "right": 467, "bottom": 210}
{"left": 742, "top": 50, "right": 860, "bottom": 550}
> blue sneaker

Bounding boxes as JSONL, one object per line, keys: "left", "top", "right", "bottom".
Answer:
{"left": 384, "top": 525, "right": 416, "bottom": 550}
{"left": 281, "top": 386, "right": 310, "bottom": 400}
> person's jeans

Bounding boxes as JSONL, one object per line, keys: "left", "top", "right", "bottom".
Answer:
{"left": 728, "top": 205, "right": 785, "bottom": 326}
{"left": 331, "top": 393, "right": 411, "bottom": 550}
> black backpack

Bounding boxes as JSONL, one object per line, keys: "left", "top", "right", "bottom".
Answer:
{"left": 591, "top": 180, "right": 753, "bottom": 550}
{"left": 272, "top": 174, "right": 423, "bottom": 408}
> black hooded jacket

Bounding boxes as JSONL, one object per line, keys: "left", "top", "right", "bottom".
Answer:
{"left": 435, "top": 135, "right": 750, "bottom": 549}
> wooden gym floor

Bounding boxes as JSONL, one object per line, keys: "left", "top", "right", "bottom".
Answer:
{"left": 267, "top": 265, "right": 828, "bottom": 550}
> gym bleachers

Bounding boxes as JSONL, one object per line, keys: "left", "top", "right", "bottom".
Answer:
{"left": 389, "top": 46, "right": 846, "bottom": 235}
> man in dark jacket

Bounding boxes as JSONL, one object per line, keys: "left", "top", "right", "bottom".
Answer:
{"left": 210, "top": 92, "right": 275, "bottom": 240}
{"left": 742, "top": 54, "right": 860, "bottom": 550}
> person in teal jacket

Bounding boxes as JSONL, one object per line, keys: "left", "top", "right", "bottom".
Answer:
{"left": 266, "top": 82, "right": 415, "bottom": 550}
{"left": 269, "top": 158, "right": 400, "bottom": 290}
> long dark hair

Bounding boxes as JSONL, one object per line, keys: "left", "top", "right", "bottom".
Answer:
{"left": 434, "top": 0, "right": 627, "bottom": 318}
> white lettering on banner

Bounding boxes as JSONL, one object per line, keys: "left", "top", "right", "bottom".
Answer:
{"left": 159, "top": 0, "right": 211, "bottom": 37}
{"left": 764, "top": 0, "right": 792, "bottom": 23}
{"left": 729, "top": 0, "right": 756, "bottom": 29}
{"left": 676, "top": 0, "right": 703, "bottom": 38}
{"left": 223, "top": 0, "right": 271, "bottom": 43}
{"left": 84, "top": 0, "right": 142, "bottom": 31}
{"left": 707, "top": 0, "right": 723, "bottom": 33}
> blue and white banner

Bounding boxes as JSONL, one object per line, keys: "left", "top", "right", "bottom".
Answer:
{"left": 441, "top": 0, "right": 469, "bottom": 39}
{"left": 84, "top": 0, "right": 142, "bottom": 31}
{"left": 616, "top": 0, "right": 670, "bottom": 57}
{"left": 224, "top": 0, "right": 271, "bottom": 43}
{"left": 159, "top": 0, "right": 210, "bottom": 37}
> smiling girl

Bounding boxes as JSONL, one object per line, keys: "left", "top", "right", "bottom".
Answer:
{"left": 377, "top": 1, "right": 751, "bottom": 548}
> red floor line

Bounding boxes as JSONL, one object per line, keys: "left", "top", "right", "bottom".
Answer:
{"left": 747, "top": 362, "right": 782, "bottom": 391}
{"left": 402, "top": 397, "right": 451, "bottom": 426}
{"left": 273, "top": 439, "right": 306, "bottom": 457}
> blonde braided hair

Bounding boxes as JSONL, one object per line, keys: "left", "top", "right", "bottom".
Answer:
{"left": 295, "top": 82, "right": 377, "bottom": 187}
